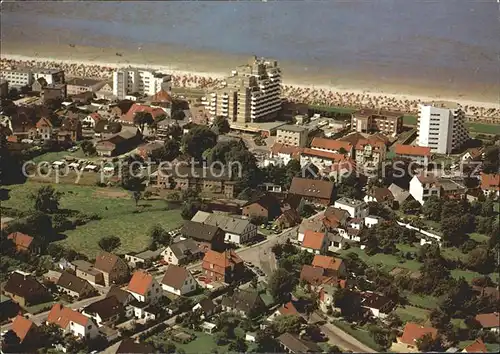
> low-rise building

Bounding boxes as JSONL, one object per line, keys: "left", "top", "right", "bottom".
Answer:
{"left": 191, "top": 211, "right": 258, "bottom": 245}
{"left": 242, "top": 193, "right": 282, "bottom": 221}
{"left": 276, "top": 124, "right": 309, "bottom": 147}
{"left": 409, "top": 174, "right": 441, "bottom": 205}
{"left": 82, "top": 296, "right": 124, "bottom": 327}
{"left": 161, "top": 265, "right": 197, "bottom": 296}
{"left": 301, "top": 230, "right": 328, "bottom": 254}
{"left": 72, "top": 260, "right": 105, "bottom": 286}
{"left": 334, "top": 197, "right": 368, "bottom": 219}
{"left": 95, "top": 127, "right": 141, "bottom": 156}
{"left": 93, "top": 251, "right": 130, "bottom": 287}
{"left": 3, "top": 271, "right": 52, "bottom": 307}
{"left": 267, "top": 143, "right": 302, "bottom": 166}
{"left": 42, "top": 83, "right": 67, "bottom": 102}
{"left": 221, "top": 289, "right": 265, "bottom": 318}
{"left": 364, "top": 186, "right": 395, "bottom": 208}
{"left": 299, "top": 148, "right": 347, "bottom": 172}
{"left": 66, "top": 77, "right": 106, "bottom": 96}
{"left": 394, "top": 144, "right": 432, "bottom": 166}
{"left": 289, "top": 177, "right": 334, "bottom": 205}
{"left": 161, "top": 239, "right": 203, "bottom": 265}
{"left": 33, "top": 117, "right": 54, "bottom": 141}
{"left": 56, "top": 271, "right": 95, "bottom": 300}
{"left": 480, "top": 173, "right": 500, "bottom": 198}
{"left": 7, "top": 232, "right": 40, "bottom": 254}
{"left": 47, "top": 303, "right": 100, "bottom": 340}
{"left": 10, "top": 315, "right": 39, "bottom": 350}
{"left": 311, "top": 255, "right": 347, "bottom": 277}
{"left": 351, "top": 109, "right": 403, "bottom": 136}
{"left": 181, "top": 221, "right": 226, "bottom": 252}
{"left": 125, "top": 249, "right": 162, "bottom": 268}
{"left": 474, "top": 312, "right": 500, "bottom": 332}
{"left": 277, "top": 332, "right": 322, "bottom": 354}
{"left": 127, "top": 270, "right": 162, "bottom": 304}
{"left": 310, "top": 137, "right": 353, "bottom": 157}
{"left": 202, "top": 249, "right": 244, "bottom": 284}
{"left": 354, "top": 137, "right": 387, "bottom": 173}
{"left": 192, "top": 298, "right": 217, "bottom": 320}
{"left": 395, "top": 323, "right": 438, "bottom": 352}
{"left": 58, "top": 115, "right": 82, "bottom": 142}
{"left": 360, "top": 291, "right": 395, "bottom": 319}
{"left": 461, "top": 338, "right": 487, "bottom": 353}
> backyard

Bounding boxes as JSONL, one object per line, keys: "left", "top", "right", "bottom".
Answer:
{"left": 2, "top": 182, "right": 183, "bottom": 258}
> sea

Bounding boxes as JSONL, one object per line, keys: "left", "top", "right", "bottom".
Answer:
{"left": 1, "top": 0, "right": 499, "bottom": 99}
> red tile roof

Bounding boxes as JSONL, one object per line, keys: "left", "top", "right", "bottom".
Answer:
{"left": 122, "top": 104, "right": 166, "bottom": 123}
{"left": 35, "top": 117, "right": 53, "bottom": 129}
{"left": 127, "top": 270, "right": 154, "bottom": 296}
{"left": 203, "top": 249, "right": 243, "bottom": 269}
{"left": 11, "top": 315, "right": 36, "bottom": 343}
{"left": 310, "top": 138, "right": 352, "bottom": 153}
{"left": 355, "top": 138, "right": 386, "bottom": 151}
{"left": 475, "top": 312, "right": 500, "bottom": 328}
{"left": 398, "top": 322, "right": 438, "bottom": 346}
{"left": 7, "top": 232, "right": 34, "bottom": 251}
{"left": 480, "top": 173, "right": 500, "bottom": 192}
{"left": 271, "top": 143, "right": 302, "bottom": 157}
{"left": 463, "top": 338, "right": 487, "bottom": 353}
{"left": 278, "top": 301, "right": 300, "bottom": 316}
{"left": 47, "top": 303, "right": 90, "bottom": 329}
{"left": 312, "top": 255, "right": 344, "bottom": 271}
{"left": 150, "top": 89, "right": 173, "bottom": 103}
{"left": 394, "top": 144, "right": 431, "bottom": 157}
{"left": 301, "top": 148, "right": 346, "bottom": 161}
{"left": 302, "top": 230, "right": 326, "bottom": 250}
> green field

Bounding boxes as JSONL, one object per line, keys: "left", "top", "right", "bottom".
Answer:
{"left": 405, "top": 293, "right": 441, "bottom": 310}
{"left": 331, "top": 320, "right": 380, "bottom": 351}
{"left": 395, "top": 305, "right": 430, "bottom": 324}
{"left": 3, "top": 182, "right": 183, "bottom": 258}
{"left": 32, "top": 149, "right": 86, "bottom": 164}
{"left": 403, "top": 115, "right": 418, "bottom": 125}
{"left": 466, "top": 122, "right": 500, "bottom": 135}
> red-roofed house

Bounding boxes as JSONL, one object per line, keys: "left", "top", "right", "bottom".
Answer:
{"left": 474, "top": 312, "right": 500, "bottom": 332}
{"left": 7, "top": 232, "right": 40, "bottom": 254}
{"left": 120, "top": 103, "right": 167, "bottom": 126}
{"left": 202, "top": 249, "right": 244, "bottom": 283}
{"left": 83, "top": 112, "right": 102, "bottom": 128}
{"left": 462, "top": 338, "right": 488, "bottom": 353}
{"left": 396, "top": 322, "right": 438, "bottom": 352}
{"left": 11, "top": 315, "right": 38, "bottom": 347}
{"left": 311, "top": 255, "right": 347, "bottom": 277}
{"left": 300, "top": 148, "right": 347, "bottom": 173}
{"left": 394, "top": 144, "right": 432, "bottom": 165}
{"left": 480, "top": 173, "right": 500, "bottom": 198}
{"left": 301, "top": 230, "right": 328, "bottom": 254}
{"left": 47, "top": 303, "right": 99, "bottom": 340}
{"left": 127, "top": 270, "right": 161, "bottom": 304}
{"left": 268, "top": 143, "right": 302, "bottom": 166}
{"left": 310, "top": 137, "right": 353, "bottom": 157}
{"left": 266, "top": 301, "right": 305, "bottom": 323}
{"left": 34, "top": 117, "right": 53, "bottom": 141}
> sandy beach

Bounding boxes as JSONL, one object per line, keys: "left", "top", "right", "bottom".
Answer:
{"left": 1, "top": 41, "right": 499, "bottom": 119}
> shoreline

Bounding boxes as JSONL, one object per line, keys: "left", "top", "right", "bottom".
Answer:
{"left": 1, "top": 43, "right": 499, "bottom": 118}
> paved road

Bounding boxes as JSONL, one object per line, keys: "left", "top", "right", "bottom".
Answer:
{"left": 311, "top": 312, "right": 376, "bottom": 353}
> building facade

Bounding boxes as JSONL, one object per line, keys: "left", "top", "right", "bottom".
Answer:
{"left": 113, "top": 68, "right": 172, "bottom": 99}
{"left": 66, "top": 77, "right": 106, "bottom": 96}
{"left": 276, "top": 125, "right": 308, "bottom": 147}
{"left": 1, "top": 68, "right": 34, "bottom": 87}
{"left": 417, "top": 102, "right": 469, "bottom": 154}
{"left": 351, "top": 109, "right": 403, "bottom": 136}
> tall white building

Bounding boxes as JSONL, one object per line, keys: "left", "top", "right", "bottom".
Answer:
{"left": 203, "top": 56, "right": 282, "bottom": 123}
{"left": 417, "top": 101, "right": 469, "bottom": 154}
{"left": 112, "top": 68, "right": 172, "bottom": 99}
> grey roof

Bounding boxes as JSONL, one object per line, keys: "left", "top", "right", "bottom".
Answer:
{"left": 191, "top": 211, "right": 211, "bottom": 223}
{"left": 278, "top": 124, "right": 308, "bottom": 133}
{"left": 388, "top": 183, "right": 411, "bottom": 204}
{"left": 181, "top": 221, "right": 223, "bottom": 242}
{"left": 106, "top": 285, "right": 133, "bottom": 305}
{"left": 221, "top": 289, "right": 264, "bottom": 312}
{"left": 203, "top": 214, "right": 254, "bottom": 235}
{"left": 327, "top": 232, "right": 344, "bottom": 243}
{"left": 299, "top": 217, "right": 324, "bottom": 234}
{"left": 71, "top": 260, "right": 102, "bottom": 276}
{"left": 57, "top": 271, "right": 93, "bottom": 294}
{"left": 129, "top": 249, "right": 162, "bottom": 260}
{"left": 169, "top": 239, "right": 202, "bottom": 259}
{"left": 66, "top": 77, "right": 104, "bottom": 87}
{"left": 335, "top": 197, "right": 367, "bottom": 208}
{"left": 277, "top": 333, "right": 322, "bottom": 353}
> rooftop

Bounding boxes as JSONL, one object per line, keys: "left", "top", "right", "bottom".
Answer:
{"left": 278, "top": 124, "right": 308, "bottom": 133}
{"left": 335, "top": 197, "right": 366, "bottom": 207}
{"left": 423, "top": 100, "right": 460, "bottom": 109}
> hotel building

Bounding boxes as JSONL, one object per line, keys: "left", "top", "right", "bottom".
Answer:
{"left": 351, "top": 109, "right": 403, "bottom": 137}
{"left": 417, "top": 102, "right": 469, "bottom": 154}
{"left": 203, "top": 56, "right": 282, "bottom": 123}
{"left": 113, "top": 68, "right": 172, "bottom": 99}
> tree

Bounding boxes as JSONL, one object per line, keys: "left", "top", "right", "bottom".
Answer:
{"left": 181, "top": 125, "right": 217, "bottom": 160}
{"left": 416, "top": 333, "right": 442, "bottom": 352}
{"left": 132, "top": 190, "right": 142, "bottom": 207}
{"left": 422, "top": 196, "right": 442, "bottom": 221}
{"left": 163, "top": 139, "right": 180, "bottom": 161}
{"left": 430, "top": 308, "right": 451, "bottom": 330}
{"left": 368, "top": 325, "right": 392, "bottom": 350}
{"left": 1, "top": 330, "right": 20, "bottom": 353}
{"left": 121, "top": 156, "right": 144, "bottom": 192}
{"left": 255, "top": 329, "right": 280, "bottom": 352}
{"left": 30, "top": 185, "right": 62, "bottom": 213}
{"left": 441, "top": 216, "right": 468, "bottom": 246}
{"left": 165, "top": 124, "right": 183, "bottom": 141}
{"left": 6, "top": 211, "right": 54, "bottom": 244}
{"left": 268, "top": 268, "right": 297, "bottom": 303}
{"left": 228, "top": 337, "right": 248, "bottom": 353}
{"left": 212, "top": 116, "right": 230, "bottom": 135}
{"left": 482, "top": 146, "right": 499, "bottom": 174}
{"left": 80, "top": 140, "right": 96, "bottom": 156}
{"left": 149, "top": 224, "right": 171, "bottom": 249}
{"left": 39, "top": 323, "right": 63, "bottom": 347}
{"left": 271, "top": 314, "right": 302, "bottom": 335}
{"left": 401, "top": 199, "right": 421, "bottom": 215}
{"left": 333, "top": 288, "right": 362, "bottom": 320}
{"left": 98, "top": 236, "right": 121, "bottom": 252}
{"left": 467, "top": 247, "right": 494, "bottom": 274}
{"left": 326, "top": 345, "right": 343, "bottom": 354}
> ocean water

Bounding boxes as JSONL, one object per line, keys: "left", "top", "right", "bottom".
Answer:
{"left": 1, "top": 0, "right": 499, "bottom": 93}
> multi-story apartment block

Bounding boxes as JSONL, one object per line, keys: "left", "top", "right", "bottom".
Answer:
{"left": 351, "top": 109, "right": 403, "bottom": 136}
{"left": 66, "top": 77, "right": 106, "bottom": 96}
{"left": 354, "top": 137, "right": 386, "bottom": 173}
{"left": 417, "top": 101, "right": 469, "bottom": 154}
{"left": 276, "top": 125, "right": 309, "bottom": 147}
{"left": 203, "top": 56, "right": 282, "bottom": 123}
{"left": 113, "top": 68, "right": 172, "bottom": 99}
{"left": 33, "top": 68, "right": 65, "bottom": 85}
{"left": 394, "top": 144, "right": 431, "bottom": 166}
{"left": 1, "top": 68, "right": 34, "bottom": 87}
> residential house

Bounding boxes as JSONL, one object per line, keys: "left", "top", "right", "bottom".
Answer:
{"left": 95, "top": 127, "right": 141, "bottom": 157}
{"left": 298, "top": 216, "right": 325, "bottom": 243}
{"left": 116, "top": 338, "right": 155, "bottom": 354}
{"left": 266, "top": 143, "right": 302, "bottom": 166}
{"left": 266, "top": 301, "right": 302, "bottom": 323}
{"left": 93, "top": 251, "right": 130, "bottom": 287}
{"left": 289, "top": 177, "right": 335, "bottom": 205}
{"left": 82, "top": 296, "right": 124, "bottom": 327}
{"left": 95, "top": 82, "right": 114, "bottom": 100}
{"left": 365, "top": 215, "right": 383, "bottom": 228}
{"left": 480, "top": 173, "right": 500, "bottom": 198}
{"left": 388, "top": 183, "right": 411, "bottom": 207}
{"left": 276, "top": 208, "right": 302, "bottom": 229}
{"left": 364, "top": 187, "right": 395, "bottom": 208}
{"left": 106, "top": 285, "right": 135, "bottom": 306}
{"left": 394, "top": 144, "right": 432, "bottom": 166}
{"left": 299, "top": 265, "right": 346, "bottom": 291}
{"left": 33, "top": 117, "right": 53, "bottom": 141}
{"left": 242, "top": 193, "right": 282, "bottom": 221}
{"left": 299, "top": 148, "right": 348, "bottom": 173}
{"left": 192, "top": 298, "right": 217, "bottom": 320}
{"left": 3, "top": 271, "right": 52, "bottom": 307}
{"left": 127, "top": 270, "right": 162, "bottom": 304}
{"left": 202, "top": 249, "right": 244, "bottom": 283}
{"left": 180, "top": 221, "right": 225, "bottom": 252}
{"left": 47, "top": 303, "right": 99, "bottom": 340}
{"left": 461, "top": 148, "right": 483, "bottom": 162}
{"left": 360, "top": 291, "right": 395, "bottom": 319}
{"left": 32, "top": 77, "right": 48, "bottom": 92}
{"left": 311, "top": 255, "right": 347, "bottom": 277}
{"left": 409, "top": 174, "right": 441, "bottom": 205}
{"left": 276, "top": 125, "right": 309, "bottom": 147}
{"left": 119, "top": 103, "right": 167, "bottom": 126}
{"left": 322, "top": 206, "right": 350, "bottom": 232}
{"left": 154, "top": 166, "right": 236, "bottom": 198}
{"left": 42, "top": 83, "right": 67, "bottom": 102}
{"left": 395, "top": 322, "right": 438, "bottom": 352}
{"left": 58, "top": 115, "right": 82, "bottom": 142}
{"left": 72, "top": 260, "right": 104, "bottom": 286}
{"left": 125, "top": 249, "right": 162, "bottom": 269}
{"left": 221, "top": 289, "right": 266, "bottom": 318}
{"left": 7, "top": 232, "right": 40, "bottom": 254}
{"left": 161, "top": 265, "right": 197, "bottom": 296}
{"left": 474, "top": 313, "right": 500, "bottom": 332}
{"left": 277, "top": 332, "right": 322, "bottom": 354}
{"left": 161, "top": 239, "right": 203, "bottom": 265}
{"left": 354, "top": 137, "right": 387, "bottom": 173}
{"left": 301, "top": 230, "right": 328, "bottom": 254}
{"left": 462, "top": 338, "right": 488, "bottom": 353}
{"left": 10, "top": 315, "right": 39, "bottom": 349}
{"left": 192, "top": 211, "right": 258, "bottom": 245}
{"left": 310, "top": 137, "right": 353, "bottom": 157}
{"left": 136, "top": 141, "right": 164, "bottom": 159}
{"left": 56, "top": 271, "right": 96, "bottom": 300}
{"left": 334, "top": 197, "right": 368, "bottom": 219}
{"left": 327, "top": 232, "right": 346, "bottom": 252}
{"left": 82, "top": 112, "right": 102, "bottom": 129}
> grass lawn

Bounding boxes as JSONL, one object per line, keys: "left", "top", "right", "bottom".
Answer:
{"left": 25, "top": 300, "right": 56, "bottom": 314}
{"left": 451, "top": 318, "right": 467, "bottom": 329}
{"left": 405, "top": 293, "right": 440, "bottom": 310}
{"left": 441, "top": 247, "right": 469, "bottom": 262}
{"left": 395, "top": 305, "right": 430, "bottom": 324}
{"left": 32, "top": 149, "right": 86, "bottom": 163}
{"left": 469, "top": 233, "right": 490, "bottom": 243}
{"left": 3, "top": 182, "right": 183, "bottom": 258}
{"left": 466, "top": 122, "right": 500, "bottom": 135}
{"left": 403, "top": 115, "right": 418, "bottom": 125}
{"left": 459, "top": 340, "right": 500, "bottom": 353}
{"left": 331, "top": 320, "right": 380, "bottom": 351}
{"left": 340, "top": 246, "right": 422, "bottom": 272}
{"left": 175, "top": 330, "right": 229, "bottom": 354}
{"left": 308, "top": 104, "right": 356, "bottom": 114}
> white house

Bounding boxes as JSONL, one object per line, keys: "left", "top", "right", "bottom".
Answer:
{"left": 334, "top": 197, "right": 368, "bottom": 219}
{"left": 47, "top": 303, "right": 99, "bottom": 340}
{"left": 266, "top": 143, "right": 302, "bottom": 167}
{"left": 126, "top": 270, "right": 162, "bottom": 304}
{"left": 125, "top": 249, "right": 162, "bottom": 268}
{"left": 360, "top": 291, "right": 395, "bottom": 319}
{"left": 161, "top": 239, "right": 202, "bottom": 266}
{"left": 299, "top": 148, "right": 346, "bottom": 171}
{"left": 161, "top": 265, "right": 197, "bottom": 296}
{"left": 301, "top": 230, "right": 328, "bottom": 255}
{"left": 409, "top": 174, "right": 440, "bottom": 205}
{"left": 191, "top": 211, "right": 257, "bottom": 245}
{"left": 82, "top": 113, "right": 102, "bottom": 128}
{"left": 365, "top": 215, "right": 383, "bottom": 228}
